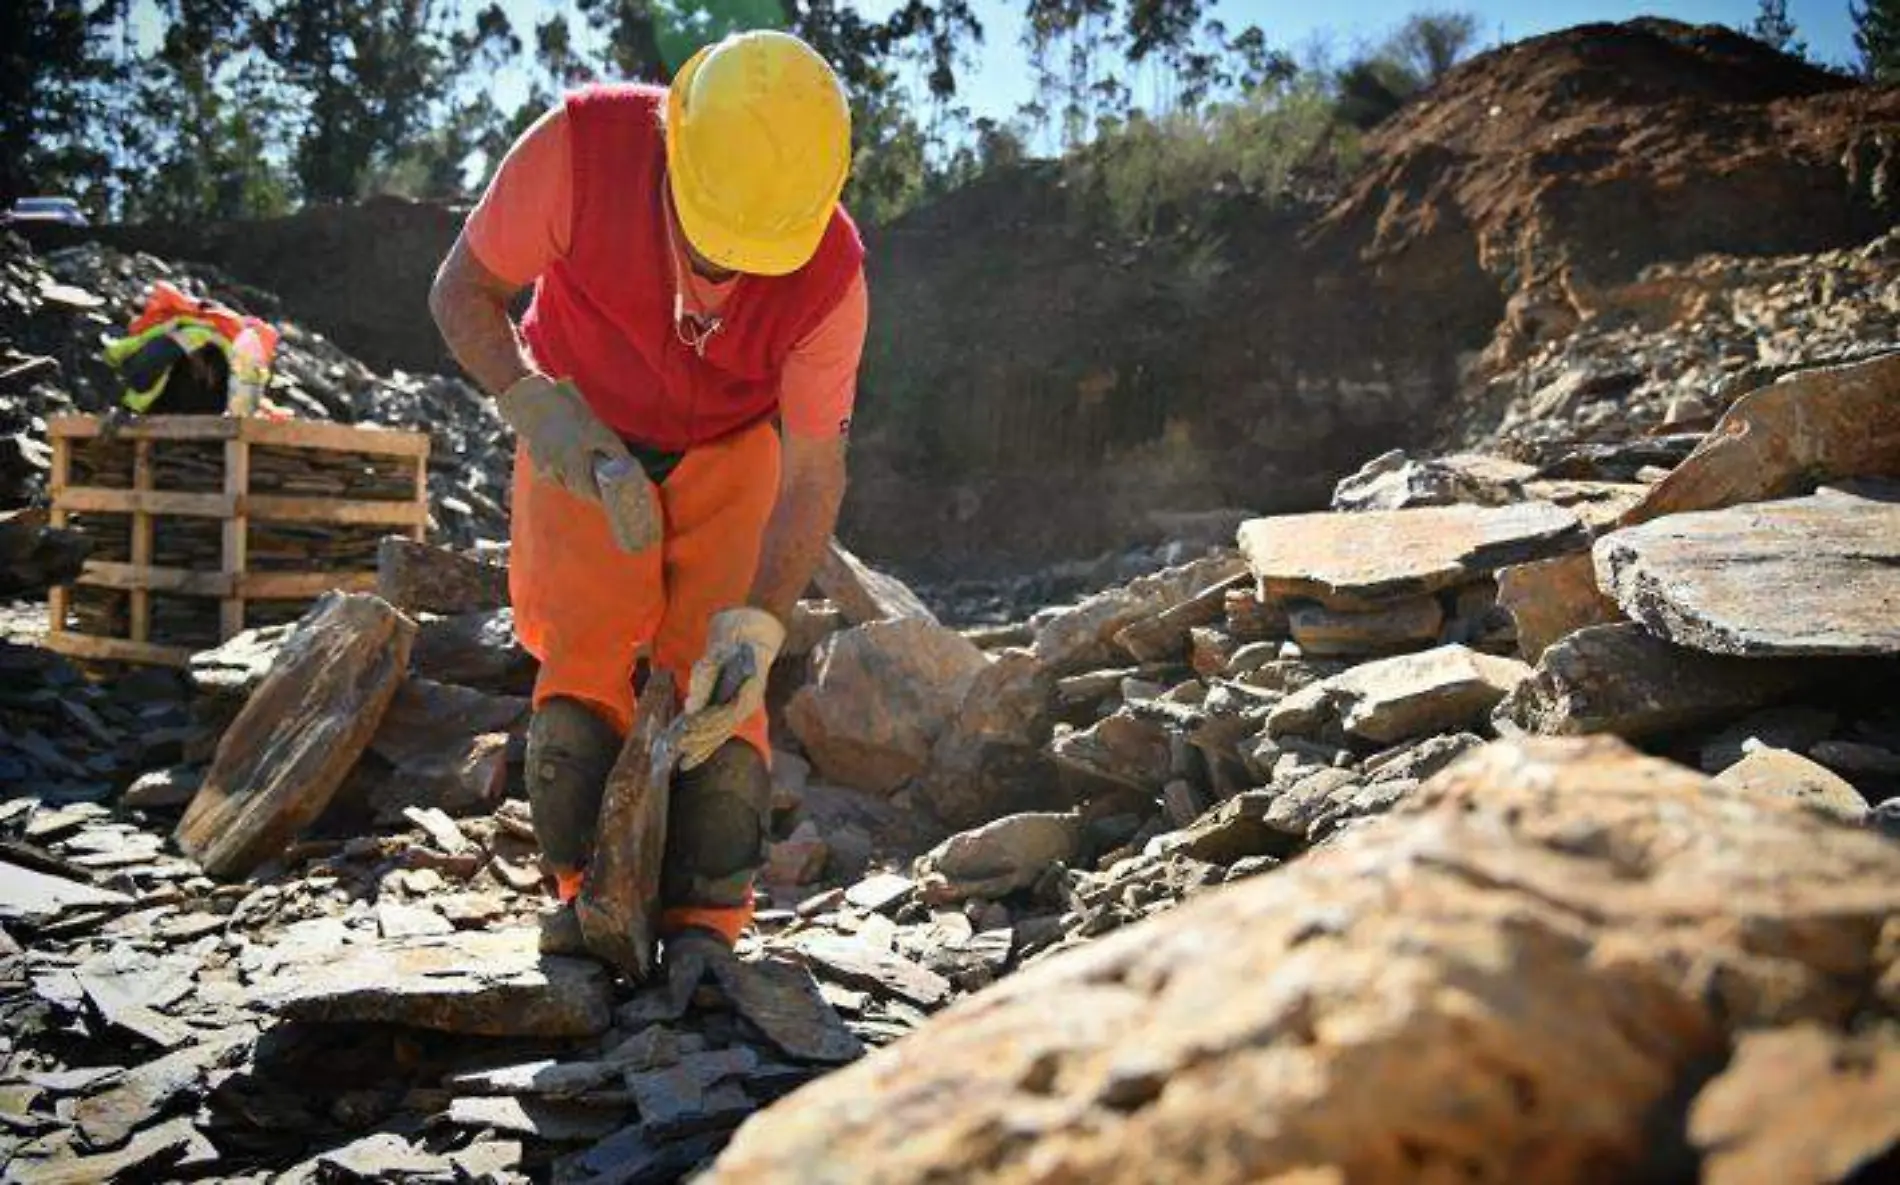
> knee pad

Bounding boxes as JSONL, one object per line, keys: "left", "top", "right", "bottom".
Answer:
{"left": 525, "top": 698, "right": 621, "bottom": 871}
{"left": 663, "top": 740, "right": 770, "bottom": 909}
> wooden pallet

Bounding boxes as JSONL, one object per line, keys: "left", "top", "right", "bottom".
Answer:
{"left": 45, "top": 415, "right": 430, "bottom": 667}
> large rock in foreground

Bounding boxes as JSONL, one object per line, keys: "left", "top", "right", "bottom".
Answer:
{"left": 1239, "top": 502, "right": 1585, "bottom": 608}
{"left": 1595, "top": 490, "right": 1900, "bottom": 657}
{"left": 787, "top": 619, "right": 988, "bottom": 794}
{"left": 707, "top": 738, "right": 1900, "bottom": 1185}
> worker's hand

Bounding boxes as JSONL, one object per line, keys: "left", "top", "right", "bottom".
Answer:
{"left": 496, "top": 373, "right": 631, "bottom": 503}
{"left": 678, "top": 608, "right": 784, "bottom": 771}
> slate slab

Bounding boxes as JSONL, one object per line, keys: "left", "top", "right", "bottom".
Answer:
{"left": 1239, "top": 502, "right": 1585, "bottom": 609}
{"left": 1595, "top": 491, "right": 1900, "bottom": 657}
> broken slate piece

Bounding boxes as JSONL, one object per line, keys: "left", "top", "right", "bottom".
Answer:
{"left": 0, "top": 860, "right": 132, "bottom": 927}
{"left": 1494, "top": 552, "right": 1623, "bottom": 664}
{"left": 401, "top": 805, "right": 473, "bottom": 855}
{"left": 73, "top": 951, "right": 197, "bottom": 1049}
{"left": 375, "top": 901, "right": 455, "bottom": 939}
{"left": 1268, "top": 645, "right": 1531, "bottom": 746}
{"left": 1715, "top": 748, "right": 1869, "bottom": 826}
{"left": 448, "top": 1095, "right": 628, "bottom": 1141}
{"left": 1286, "top": 596, "right": 1444, "bottom": 658}
{"left": 1621, "top": 352, "right": 1900, "bottom": 527}
{"left": 704, "top": 952, "right": 864, "bottom": 1065}
{"left": 915, "top": 813, "right": 1083, "bottom": 905}
{"left": 1497, "top": 624, "right": 1836, "bottom": 741}
{"left": 258, "top": 928, "right": 611, "bottom": 1038}
{"left": 1595, "top": 491, "right": 1900, "bottom": 657}
{"left": 75, "top": 1030, "right": 252, "bottom": 1150}
{"left": 8, "top": 1116, "right": 200, "bottom": 1185}
{"left": 448, "top": 1060, "right": 620, "bottom": 1098}
{"left": 843, "top": 872, "right": 914, "bottom": 914}
{"left": 176, "top": 593, "right": 415, "bottom": 878}
{"left": 376, "top": 536, "right": 509, "bottom": 615}
{"left": 815, "top": 538, "right": 939, "bottom": 625}
{"left": 1239, "top": 502, "right": 1585, "bottom": 609}
{"left": 558, "top": 1126, "right": 726, "bottom": 1185}
{"left": 791, "top": 934, "right": 951, "bottom": 1009}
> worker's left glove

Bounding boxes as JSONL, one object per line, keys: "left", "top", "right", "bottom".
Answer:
{"left": 678, "top": 607, "right": 784, "bottom": 771}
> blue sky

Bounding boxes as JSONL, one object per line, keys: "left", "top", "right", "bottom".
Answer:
{"left": 487, "top": 0, "right": 1861, "bottom": 126}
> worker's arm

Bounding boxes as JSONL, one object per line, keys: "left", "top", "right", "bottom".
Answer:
{"left": 750, "top": 431, "right": 847, "bottom": 625}
{"left": 429, "top": 235, "right": 534, "bottom": 397}
{"left": 429, "top": 104, "right": 571, "bottom": 397}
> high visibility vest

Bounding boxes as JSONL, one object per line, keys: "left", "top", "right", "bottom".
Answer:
{"left": 103, "top": 281, "right": 280, "bottom": 414}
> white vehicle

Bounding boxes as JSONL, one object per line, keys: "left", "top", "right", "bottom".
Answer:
{"left": 4, "top": 197, "right": 90, "bottom": 227}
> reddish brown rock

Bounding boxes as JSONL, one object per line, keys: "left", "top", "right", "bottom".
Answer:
{"left": 1496, "top": 552, "right": 1622, "bottom": 663}
{"left": 706, "top": 738, "right": 1900, "bottom": 1185}
{"left": 787, "top": 619, "right": 988, "bottom": 794}
{"left": 1622, "top": 351, "right": 1900, "bottom": 526}
{"left": 1689, "top": 1025, "right": 1900, "bottom": 1185}
{"left": 814, "top": 539, "right": 938, "bottom": 626}
{"left": 1032, "top": 553, "right": 1248, "bottom": 674}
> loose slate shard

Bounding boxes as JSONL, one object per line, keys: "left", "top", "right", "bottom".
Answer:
{"left": 1595, "top": 491, "right": 1900, "bottom": 657}
{"left": 258, "top": 928, "right": 612, "bottom": 1038}
{"left": 578, "top": 672, "right": 679, "bottom": 983}
{"left": 375, "top": 536, "right": 509, "bottom": 616}
{"left": 175, "top": 593, "right": 415, "bottom": 878}
{"left": 791, "top": 934, "right": 952, "bottom": 1010}
{"left": 0, "top": 859, "right": 132, "bottom": 928}
{"left": 1239, "top": 501, "right": 1586, "bottom": 609}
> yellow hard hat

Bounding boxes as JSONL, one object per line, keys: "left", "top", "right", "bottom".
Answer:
{"left": 665, "top": 31, "right": 852, "bottom": 277}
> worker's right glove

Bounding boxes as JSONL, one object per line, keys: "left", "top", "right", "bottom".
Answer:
{"left": 498, "top": 374, "right": 660, "bottom": 552}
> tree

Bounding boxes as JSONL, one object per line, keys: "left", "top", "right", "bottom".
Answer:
{"left": 1747, "top": 0, "right": 1806, "bottom": 57}
{"left": 255, "top": 0, "right": 462, "bottom": 202}
{"left": 1854, "top": 0, "right": 1900, "bottom": 82}
{"left": 0, "top": 0, "right": 121, "bottom": 209}
{"left": 1333, "top": 9, "right": 1479, "bottom": 130}
{"left": 127, "top": 0, "right": 295, "bottom": 221}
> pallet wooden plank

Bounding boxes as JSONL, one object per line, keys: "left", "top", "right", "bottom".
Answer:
{"left": 47, "top": 414, "right": 239, "bottom": 442}
{"left": 244, "top": 495, "right": 429, "bottom": 527}
{"left": 48, "top": 433, "right": 71, "bottom": 636}
{"left": 222, "top": 438, "right": 250, "bottom": 640}
{"left": 130, "top": 440, "right": 153, "bottom": 644}
{"left": 75, "top": 561, "right": 235, "bottom": 597}
{"left": 411, "top": 454, "right": 429, "bottom": 541}
{"left": 56, "top": 487, "right": 236, "bottom": 518}
{"left": 44, "top": 630, "right": 197, "bottom": 668}
{"left": 241, "top": 570, "right": 379, "bottom": 599}
{"left": 239, "top": 417, "right": 432, "bottom": 459}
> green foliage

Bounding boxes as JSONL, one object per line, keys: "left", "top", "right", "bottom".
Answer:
{"left": 1854, "top": 0, "right": 1900, "bottom": 82}
{"left": 1064, "top": 76, "right": 1356, "bottom": 238}
{"left": 0, "top": 0, "right": 122, "bottom": 210}
{"left": 1332, "top": 10, "right": 1479, "bottom": 130}
{"left": 1747, "top": 0, "right": 1806, "bottom": 57}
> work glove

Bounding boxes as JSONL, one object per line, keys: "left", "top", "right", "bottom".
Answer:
{"left": 678, "top": 607, "right": 784, "bottom": 771}
{"left": 498, "top": 374, "right": 661, "bottom": 553}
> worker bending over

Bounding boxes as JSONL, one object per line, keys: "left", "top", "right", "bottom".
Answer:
{"left": 429, "top": 31, "right": 867, "bottom": 947}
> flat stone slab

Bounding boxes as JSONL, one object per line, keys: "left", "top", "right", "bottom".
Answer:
{"left": 257, "top": 928, "right": 612, "bottom": 1038}
{"left": 1240, "top": 502, "right": 1585, "bottom": 609}
{"left": 1595, "top": 491, "right": 1900, "bottom": 657}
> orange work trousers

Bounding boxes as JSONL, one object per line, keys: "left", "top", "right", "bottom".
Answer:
{"left": 510, "top": 418, "right": 779, "bottom": 751}
{"left": 511, "top": 420, "right": 780, "bottom": 944}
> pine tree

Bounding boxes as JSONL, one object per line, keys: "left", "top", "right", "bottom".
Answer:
{"left": 1853, "top": 0, "right": 1900, "bottom": 82}
{"left": 1747, "top": 0, "right": 1806, "bottom": 57}
{"left": 0, "top": 0, "right": 119, "bottom": 208}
